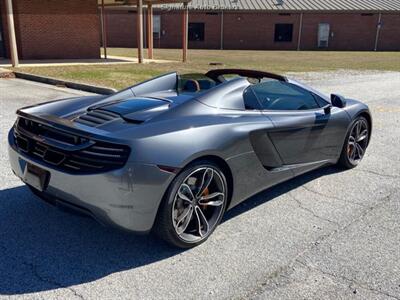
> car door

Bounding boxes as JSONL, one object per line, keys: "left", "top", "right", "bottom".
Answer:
{"left": 247, "top": 80, "right": 349, "bottom": 170}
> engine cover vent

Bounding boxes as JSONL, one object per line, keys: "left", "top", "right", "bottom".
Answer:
{"left": 74, "top": 109, "right": 121, "bottom": 127}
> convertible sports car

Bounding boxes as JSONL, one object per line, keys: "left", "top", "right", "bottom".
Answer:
{"left": 8, "top": 69, "right": 371, "bottom": 248}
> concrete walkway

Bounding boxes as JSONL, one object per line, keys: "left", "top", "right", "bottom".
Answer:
{"left": 0, "top": 68, "right": 14, "bottom": 79}
{"left": 0, "top": 55, "right": 174, "bottom": 68}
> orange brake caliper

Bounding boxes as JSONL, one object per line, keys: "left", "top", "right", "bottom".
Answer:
{"left": 201, "top": 187, "right": 209, "bottom": 209}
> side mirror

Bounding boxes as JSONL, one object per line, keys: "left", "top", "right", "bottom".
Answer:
{"left": 331, "top": 94, "right": 346, "bottom": 108}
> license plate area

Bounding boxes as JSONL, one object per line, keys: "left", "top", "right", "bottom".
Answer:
{"left": 23, "top": 163, "right": 50, "bottom": 192}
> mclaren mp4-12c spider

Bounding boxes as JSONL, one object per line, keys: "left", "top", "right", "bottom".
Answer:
{"left": 8, "top": 69, "right": 371, "bottom": 247}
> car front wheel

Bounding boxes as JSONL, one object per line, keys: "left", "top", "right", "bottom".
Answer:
{"left": 338, "top": 116, "right": 369, "bottom": 169}
{"left": 154, "top": 161, "right": 228, "bottom": 248}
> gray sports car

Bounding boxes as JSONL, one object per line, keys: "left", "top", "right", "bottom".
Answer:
{"left": 8, "top": 69, "right": 371, "bottom": 248}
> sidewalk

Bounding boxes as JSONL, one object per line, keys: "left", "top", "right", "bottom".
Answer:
{"left": 0, "top": 55, "right": 174, "bottom": 68}
{"left": 0, "top": 68, "right": 14, "bottom": 78}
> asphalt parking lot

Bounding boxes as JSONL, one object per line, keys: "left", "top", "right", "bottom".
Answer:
{"left": 0, "top": 72, "right": 399, "bottom": 299}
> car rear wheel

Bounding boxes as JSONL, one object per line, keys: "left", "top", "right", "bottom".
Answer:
{"left": 154, "top": 160, "right": 228, "bottom": 248}
{"left": 338, "top": 116, "right": 369, "bottom": 169}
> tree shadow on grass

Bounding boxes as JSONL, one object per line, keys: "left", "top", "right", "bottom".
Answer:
{"left": 0, "top": 165, "right": 342, "bottom": 295}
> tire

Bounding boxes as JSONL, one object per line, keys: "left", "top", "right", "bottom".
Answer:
{"left": 338, "top": 116, "right": 369, "bottom": 169}
{"left": 154, "top": 160, "right": 228, "bottom": 248}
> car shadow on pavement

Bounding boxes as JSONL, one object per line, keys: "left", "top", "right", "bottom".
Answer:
{"left": 0, "top": 165, "right": 343, "bottom": 295}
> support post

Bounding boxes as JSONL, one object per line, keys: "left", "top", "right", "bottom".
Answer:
{"left": 297, "top": 13, "right": 303, "bottom": 51}
{"left": 374, "top": 13, "right": 382, "bottom": 51}
{"left": 100, "top": 0, "right": 108, "bottom": 59}
{"left": 147, "top": 4, "right": 153, "bottom": 59}
{"left": 5, "top": 0, "right": 19, "bottom": 67}
{"left": 220, "top": 11, "right": 224, "bottom": 50}
{"left": 137, "top": 0, "right": 144, "bottom": 63}
{"left": 182, "top": 2, "right": 188, "bottom": 62}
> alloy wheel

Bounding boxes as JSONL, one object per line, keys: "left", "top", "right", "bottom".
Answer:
{"left": 347, "top": 118, "right": 369, "bottom": 165}
{"left": 172, "top": 167, "right": 226, "bottom": 243}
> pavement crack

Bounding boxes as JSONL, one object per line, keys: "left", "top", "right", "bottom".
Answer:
{"left": 297, "top": 260, "right": 400, "bottom": 300}
{"left": 288, "top": 192, "right": 340, "bottom": 226}
{"left": 0, "top": 243, "right": 84, "bottom": 299}
{"left": 22, "top": 261, "right": 85, "bottom": 300}
{"left": 355, "top": 168, "right": 400, "bottom": 179}
{"left": 301, "top": 185, "right": 368, "bottom": 208}
{"left": 249, "top": 190, "right": 395, "bottom": 299}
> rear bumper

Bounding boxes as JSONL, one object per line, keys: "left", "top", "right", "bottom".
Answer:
{"left": 8, "top": 130, "right": 174, "bottom": 233}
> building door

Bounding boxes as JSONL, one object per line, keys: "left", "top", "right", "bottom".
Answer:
{"left": 318, "top": 23, "right": 330, "bottom": 48}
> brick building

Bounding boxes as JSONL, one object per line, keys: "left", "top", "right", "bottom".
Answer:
{"left": 105, "top": 0, "right": 400, "bottom": 51}
{"left": 0, "top": 0, "right": 100, "bottom": 60}
{"left": 0, "top": 0, "right": 399, "bottom": 63}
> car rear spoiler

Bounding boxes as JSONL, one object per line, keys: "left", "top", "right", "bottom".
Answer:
{"left": 15, "top": 109, "right": 119, "bottom": 143}
{"left": 205, "top": 69, "right": 288, "bottom": 82}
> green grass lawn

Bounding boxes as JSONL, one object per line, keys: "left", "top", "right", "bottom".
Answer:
{"left": 14, "top": 48, "right": 400, "bottom": 90}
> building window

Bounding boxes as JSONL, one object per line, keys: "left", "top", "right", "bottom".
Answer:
{"left": 189, "top": 23, "right": 205, "bottom": 41}
{"left": 274, "top": 24, "right": 293, "bottom": 42}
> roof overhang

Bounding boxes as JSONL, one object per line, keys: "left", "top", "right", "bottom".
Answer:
{"left": 98, "top": 0, "right": 190, "bottom": 6}
{"left": 99, "top": 0, "right": 399, "bottom": 12}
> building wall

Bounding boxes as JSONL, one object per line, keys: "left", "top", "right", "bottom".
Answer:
{"left": 0, "top": 0, "right": 10, "bottom": 58}
{"left": 222, "top": 12, "right": 301, "bottom": 50}
{"left": 300, "top": 13, "right": 379, "bottom": 50}
{"left": 378, "top": 14, "right": 400, "bottom": 51}
{"left": 105, "top": 10, "right": 137, "bottom": 48}
{"left": 105, "top": 9, "right": 400, "bottom": 51}
{"left": 104, "top": 10, "right": 222, "bottom": 49}
{"left": 160, "top": 12, "right": 222, "bottom": 49}
{"left": 7, "top": 0, "right": 100, "bottom": 59}
{"left": 300, "top": 13, "right": 400, "bottom": 50}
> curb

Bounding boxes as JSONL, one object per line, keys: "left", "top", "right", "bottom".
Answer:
{"left": 13, "top": 71, "right": 117, "bottom": 95}
{"left": 0, "top": 68, "right": 15, "bottom": 78}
